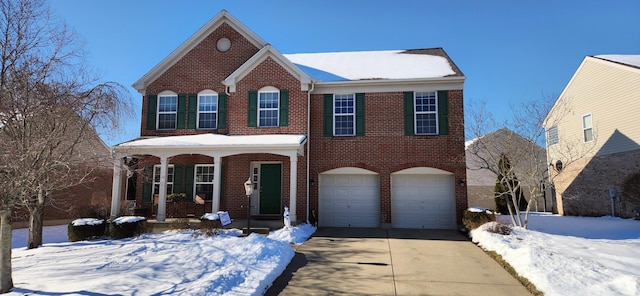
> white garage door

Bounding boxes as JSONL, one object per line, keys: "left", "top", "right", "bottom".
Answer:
{"left": 319, "top": 169, "right": 379, "bottom": 228}
{"left": 392, "top": 170, "right": 455, "bottom": 229}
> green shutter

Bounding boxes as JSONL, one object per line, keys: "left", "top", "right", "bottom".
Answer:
{"left": 218, "top": 93, "right": 227, "bottom": 129}
{"left": 177, "top": 94, "right": 187, "bottom": 129}
{"left": 187, "top": 94, "right": 197, "bottom": 129}
{"left": 146, "top": 95, "right": 157, "bottom": 130}
{"left": 323, "top": 94, "right": 333, "bottom": 137}
{"left": 142, "top": 166, "right": 153, "bottom": 202}
{"left": 437, "top": 90, "right": 449, "bottom": 135}
{"left": 279, "top": 90, "right": 289, "bottom": 126}
{"left": 184, "top": 165, "right": 194, "bottom": 200}
{"left": 173, "top": 165, "right": 184, "bottom": 194}
{"left": 404, "top": 91, "right": 415, "bottom": 136}
{"left": 355, "top": 93, "right": 365, "bottom": 136}
{"left": 248, "top": 90, "right": 257, "bottom": 127}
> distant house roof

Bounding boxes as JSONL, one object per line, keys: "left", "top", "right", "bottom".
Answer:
{"left": 284, "top": 48, "right": 464, "bottom": 82}
{"left": 593, "top": 55, "right": 640, "bottom": 69}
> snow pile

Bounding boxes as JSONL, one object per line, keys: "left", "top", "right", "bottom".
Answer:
{"left": 201, "top": 212, "right": 220, "bottom": 220}
{"left": 71, "top": 218, "right": 104, "bottom": 226}
{"left": 472, "top": 213, "right": 640, "bottom": 296}
{"left": 268, "top": 223, "right": 316, "bottom": 245}
{"left": 467, "top": 206, "right": 493, "bottom": 214}
{"left": 112, "top": 216, "right": 145, "bottom": 225}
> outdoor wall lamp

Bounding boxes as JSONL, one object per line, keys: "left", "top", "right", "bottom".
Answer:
{"left": 458, "top": 179, "right": 466, "bottom": 186}
{"left": 310, "top": 178, "right": 315, "bottom": 186}
{"left": 244, "top": 177, "right": 254, "bottom": 235}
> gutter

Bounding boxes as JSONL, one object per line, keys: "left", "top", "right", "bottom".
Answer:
{"left": 306, "top": 80, "right": 315, "bottom": 223}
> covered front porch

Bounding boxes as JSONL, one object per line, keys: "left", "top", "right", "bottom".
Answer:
{"left": 109, "top": 134, "right": 307, "bottom": 224}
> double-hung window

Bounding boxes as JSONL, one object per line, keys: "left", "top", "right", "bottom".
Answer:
{"left": 157, "top": 94, "right": 177, "bottom": 130}
{"left": 194, "top": 165, "right": 214, "bottom": 201}
{"left": 197, "top": 92, "right": 218, "bottom": 129}
{"left": 258, "top": 91, "right": 279, "bottom": 127}
{"left": 334, "top": 94, "right": 355, "bottom": 136}
{"left": 414, "top": 92, "right": 438, "bottom": 135}
{"left": 582, "top": 114, "right": 593, "bottom": 142}
{"left": 153, "top": 165, "right": 174, "bottom": 196}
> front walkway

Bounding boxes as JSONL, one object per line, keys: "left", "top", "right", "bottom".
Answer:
{"left": 267, "top": 228, "right": 531, "bottom": 295}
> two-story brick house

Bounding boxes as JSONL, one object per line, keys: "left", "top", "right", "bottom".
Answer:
{"left": 109, "top": 10, "right": 467, "bottom": 229}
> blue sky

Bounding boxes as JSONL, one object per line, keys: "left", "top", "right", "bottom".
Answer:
{"left": 47, "top": 0, "right": 640, "bottom": 146}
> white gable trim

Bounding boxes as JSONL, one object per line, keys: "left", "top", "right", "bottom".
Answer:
{"left": 321, "top": 167, "right": 378, "bottom": 175}
{"left": 392, "top": 167, "right": 453, "bottom": 175}
{"left": 132, "top": 10, "right": 267, "bottom": 93}
{"left": 223, "top": 45, "right": 312, "bottom": 92}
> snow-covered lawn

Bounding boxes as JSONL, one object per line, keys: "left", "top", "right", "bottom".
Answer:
{"left": 472, "top": 213, "right": 640, "bottom": 296}
{"left": 9, "top": 223, "right": 315, "bottom": 296}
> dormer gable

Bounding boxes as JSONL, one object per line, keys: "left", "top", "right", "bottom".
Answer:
{"left": 223, "top": 45, "right": 312, "bottom": 92}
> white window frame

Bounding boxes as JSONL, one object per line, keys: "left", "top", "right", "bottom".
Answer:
{"left": 194, "top": 164, "right": 215, "bottom": 202}
{"left": 197, "top": 90, "right": 218, "bottom": 130}
{"left": 333, "top": 94, "right": 355, "bottom": 136}
{"left": 414, "top": 91, "right": 438, "bottom": 135}
{"left": 547, "top": 125, "right": 559, "bottom": 145}
{"left": 258, "top": 86, "right": 279, "bottom": 127}
{"left": 582, "top": 113, "right": 593, "bottom": 142}
{"left": 153, "top": 165, "right": 174, "bottom": 196}
{"left": 157, "top": 91, "right": 178, "bottom": 130}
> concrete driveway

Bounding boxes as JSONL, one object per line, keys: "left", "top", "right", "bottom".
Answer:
{"left": 266, "top": 228, "right": 531, "bottom": 295}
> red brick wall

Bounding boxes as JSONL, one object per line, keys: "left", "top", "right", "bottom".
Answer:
{"left": 308, "top": 90, "right": 468, "bottom": 224}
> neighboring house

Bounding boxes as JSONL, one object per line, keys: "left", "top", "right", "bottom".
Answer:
{"left": 109, "top": 10, "right": 467, "bottom": 229}
{"left": 466, "top": 128, "right": 552, "bottom": 212}
{"left": 544, "top": 55, "right": 640, "bottom": 217}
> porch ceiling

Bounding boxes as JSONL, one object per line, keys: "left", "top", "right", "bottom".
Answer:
{"left": 112, "top": 134, "right": 307, "bottom": 159}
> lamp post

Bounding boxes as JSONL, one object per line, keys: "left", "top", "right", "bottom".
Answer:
{"left": 244, "top": 177, "right": 254, "bottom": 235}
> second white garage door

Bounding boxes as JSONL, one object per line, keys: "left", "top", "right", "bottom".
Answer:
{"left": 319, "top": 168, "right": 379, "bottom": 227}
{"left": 392, "top": 168, "right": 455, "bottom": 229}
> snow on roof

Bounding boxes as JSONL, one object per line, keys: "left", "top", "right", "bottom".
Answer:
{"left": 594, "top": 55, "right": 640, "bottom": 68}
{"left": 117, "top": 134, "right": 306, "bottom": 147}
{"left": 284, "top": 50, "right": 457, "bottom": 81}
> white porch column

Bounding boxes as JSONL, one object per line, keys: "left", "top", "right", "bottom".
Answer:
{"left": 110, "top": 158, "right": 123, "bottom": 220}
{"left": 157, "top": 156, "right": 169, "bottom": 221}
{"left": 289, "top": 156, "right": 298, "bottom": 224}
{"left": 212, "top": 156, "right": 222, "bottom": 213}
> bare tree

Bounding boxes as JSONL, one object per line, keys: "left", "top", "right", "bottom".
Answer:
{"left": 0, "top": 0, "right": 132, "bottom": 292}
{"left": 466, "top": 97, "right": 554, "bottom": 228}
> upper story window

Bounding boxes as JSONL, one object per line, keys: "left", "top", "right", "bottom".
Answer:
{"left": 197, "top": 90, "right": 218, "bottom": 130}
{"left": 414, "top": 92, "right": 438, "bottom": 135}
{"left": 547, "top": 125, "right": 559, "bottom": 145}
{"left": 582, "top": 114, "right": 593, "bottom": 142}
{"left": 153, "top": 165, "right": 174, "bottom": 195}
{"left": 334, "top": 94, "right": 355, "bottom": 136}
{"left": 258, "top": 87, "right": 279, "bottom": 127}
{"left": 157, "top": 91, "right": 177, "bottom": 130}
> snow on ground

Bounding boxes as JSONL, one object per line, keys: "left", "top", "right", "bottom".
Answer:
{"left": 471, "top": 212, "right": 640, "bottom": 296}
{"left": 10, "top": 223, "right": 316, "bottom": 296}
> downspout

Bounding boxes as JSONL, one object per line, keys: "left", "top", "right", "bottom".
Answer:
{"left": 306, "top": 80, "right": 315, "bottom": 223}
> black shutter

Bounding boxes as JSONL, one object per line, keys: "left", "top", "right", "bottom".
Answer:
{"left": 323, "top": 94, "right": 333, "bottom": 137}
{"left": 218, "top": 93, "right": 227, "bottom": 129}
{"left": 404, "top": 91, "right": 414, "bottom": 136}
{"left": 248, "top": 90, "right": 257, "bottom": 127}
{"left": 437, "top": 91, "right": 449, "bottom": 135}
{"left": 146, "top": 95, "right": 157, "bottom": 131}
{"left": 279, "top": 90, "right": 289, "bottom": 126}
{"left": 355, "top": 93, "right": 365, "bottom": 136}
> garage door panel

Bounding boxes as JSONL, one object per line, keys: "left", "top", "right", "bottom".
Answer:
{"left": 320, "top": 173, "right": 379, "bottom": 228}
{"left": 392, "top": 174, "right": 455, "bottom": 229}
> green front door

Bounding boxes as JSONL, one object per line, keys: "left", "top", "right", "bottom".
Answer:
{"left": 260, "top": 163, "right": 282, "bottom": 214}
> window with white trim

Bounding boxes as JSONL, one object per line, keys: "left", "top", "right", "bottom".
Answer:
{"left": 415, "top": 92, "right": 438, "bottom": 135}
{"left": 194, "top": 165, "right": 214, "bottom": 201}
{"left": 153, "top": 165, "right": 174, "bottom": 196}
{"left": 157, "top": 92, "right": 177, "bottom": 130}
{"left": 334, "top": 94, "right": 355, "bottom": 136}
{"left": 258, "top": 88, "right": 279, "bottom": 127}
{"left": 547, "top": 125, "right": 559, "bottom": 145}
{"left": 582, "top": 114, "right": 593, "bottom": 142}
{"left": 197, "top": 90, "right": 218, "bottom": 129}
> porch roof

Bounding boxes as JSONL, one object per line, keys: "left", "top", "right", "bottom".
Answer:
{"left": 112, "top": 134, "right": 307, "bottom": 158}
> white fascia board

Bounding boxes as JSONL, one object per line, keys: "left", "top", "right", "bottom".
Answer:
{"left": 312, "top": 76, "right": 465, "bottom": 94}
{"left": 223, "top": 45, "right": 312, "bottom": 92}
{"left": 133, "top": 10, "right": 267, "bottom": 93}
